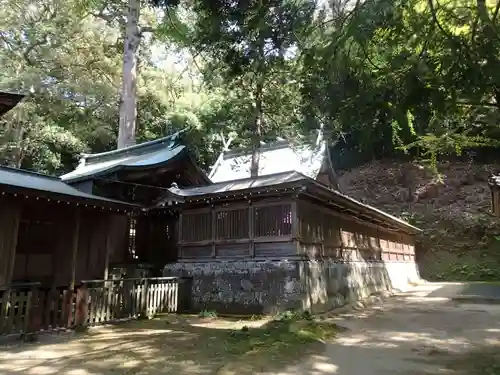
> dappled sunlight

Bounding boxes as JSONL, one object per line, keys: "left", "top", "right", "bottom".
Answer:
{"left": 1, "top": 285, "right": 500, "bottom": 375}
{"left": 311, "top": 361, "right": 339, "bottom": 373}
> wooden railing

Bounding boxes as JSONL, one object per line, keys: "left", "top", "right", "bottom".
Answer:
{"left": 0, "top": 283, "right": 37, "bottom": 337}
{"left": 0, "top": 277, "right": 191, "bottom": 339}
{"left": 77, "top": 277, "right": 183, "bottom": 326}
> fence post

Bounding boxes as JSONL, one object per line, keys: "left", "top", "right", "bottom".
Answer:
{"left": 140, "top": 279, "right": 149, "bottom": 319}
{"left": 24, "top": 285, "right": 39, "bottom": 341}
{"left": 0, "top": 287, "right": 10, "bottom": 334}
{"left": 75, "top": 283, "right": 89, "bottom": 330}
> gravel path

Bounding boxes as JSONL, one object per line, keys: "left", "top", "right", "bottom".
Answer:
{"left": 270, "top": 283, "right": 500, "bottom": 375}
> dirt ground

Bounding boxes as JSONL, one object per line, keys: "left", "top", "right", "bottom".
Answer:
{"left": 0, "top": 283, "right": 499, "bottom": 375}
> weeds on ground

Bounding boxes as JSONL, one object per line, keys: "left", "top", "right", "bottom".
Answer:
{"left": 221, "top": 310, "right": 339, "bottom": 360}
{"left": 198, "top": 310, "right": 218, "bottom": 318}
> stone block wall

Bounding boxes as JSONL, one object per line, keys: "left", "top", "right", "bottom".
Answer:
{"left": 163, "top": 259, "right": 420, "bottom": 314}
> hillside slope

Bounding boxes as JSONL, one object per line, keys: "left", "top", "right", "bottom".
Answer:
{"left": 338, "top": 160, "right": 500, "bottom": 281}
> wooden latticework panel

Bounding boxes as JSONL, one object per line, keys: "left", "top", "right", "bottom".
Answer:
{"left": 180, "top": 212, "right": 211, "bottom": 242}
{"left": 215, "top": 208, "right": 249, "bottom": 240}
{"left": 254, "top": 204, "right": 292, "bottom": 237}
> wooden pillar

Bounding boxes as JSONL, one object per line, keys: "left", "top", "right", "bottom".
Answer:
{"left": 70, "top": 211, "right": 81, "bottom": 290}
{"left": 291, "top": 200, "right": 298, "bottom": 238}
{"left": 0, "top": 198, "right": 21, "bottom": 287}
{"left": 103, "top": 217, "right": 113, "bottom": 281}
{"left": 66, "top": 210, "right": 81, "bottom": 328}
{"left": 177, "top": 213, "right": 183, "bottom": 259}
{"left": 211, "top": 208, "right": 216, "bottom": 258}
{"left": 248, "top": 202, "right": 254, "bottom": 257}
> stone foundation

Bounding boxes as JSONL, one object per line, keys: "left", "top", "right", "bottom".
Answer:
{"left": 163, "top": 259, "right": 420, "bottom": 314}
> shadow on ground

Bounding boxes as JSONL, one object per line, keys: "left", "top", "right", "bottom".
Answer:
{"left": 0, "top": 314, "right": 335, "bottom": 375}
{"left": 0, "top": 284, "right": 499, "bottom": 375}
{"left": 425, "top": 282, "right": 500, "bottom": 301}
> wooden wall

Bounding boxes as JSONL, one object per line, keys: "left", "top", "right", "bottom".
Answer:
{"left": 178, "top": 198, "right": 296, "bottom": 259}
{"left": 297, "top": 199, "right": 415, "bottom": 262}
{"left": 1, "top": 194, "right": 131, "bottom": 287}
{"left": 0, "top": 197, "right": 21, "bottom": 288}
{"left": 135, "top": 215, "right": 177, "bottom": 273}
{"left": 174, "top": 195, "right": 415, "bottom": 262}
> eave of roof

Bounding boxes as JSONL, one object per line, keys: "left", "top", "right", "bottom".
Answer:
{"left": 0, "top": 166, "right": 139, "bottom": 210}
{"left": 61, "top": 129, "right": 211, "bottom": 184}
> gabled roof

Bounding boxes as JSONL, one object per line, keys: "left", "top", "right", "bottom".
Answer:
{"left": 0, "top": 166, "right": 138, "bottom": 209}
{"left": 166, "top": 170, "right": 420, "bottom": 234}
{"left": 61, "top": 130, "right": 210, "bottom": 184}
{"left": 209, "top": 134, "right": 338, "bottom": 189}
{"left": 0, "top": 92, "right": 25, "bottom": 116}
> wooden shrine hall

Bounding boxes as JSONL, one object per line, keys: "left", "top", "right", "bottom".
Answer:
{"left": 0, "top": 90, "right": 421, "bottom": 334}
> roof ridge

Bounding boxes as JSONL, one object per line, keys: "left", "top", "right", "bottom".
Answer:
{"left": 82, "top": 129, "right": 187, "bottom": 164}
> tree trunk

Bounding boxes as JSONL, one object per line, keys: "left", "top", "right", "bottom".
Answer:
{"left": 250, "top": 33, "right": 265, "bottom": 178}
{"left": 250, "top": 80, "right": 263, "bottom": 177}
{"left": 117, "top": 0, "right": 141, "bottom": 149}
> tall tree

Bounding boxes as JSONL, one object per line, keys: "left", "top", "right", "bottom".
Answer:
{"left": 301, "top": 0, "right": 500, "bottom": 164}
{"left": 92, "top": 0, "right": 181, "bottom": 149}
{"left": 190, "top": 0, "right": 316, "bottom": 175}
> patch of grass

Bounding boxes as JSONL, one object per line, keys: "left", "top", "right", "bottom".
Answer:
{"left": 220, "top": 314, "right": 340, "bottom": 362}
{"left": 212, "top": 314, "right": 341, "bottom": 374}
{"left": 198, "top": 310, "right": 218, "bottom": 318}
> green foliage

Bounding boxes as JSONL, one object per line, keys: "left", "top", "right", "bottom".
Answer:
{"left": 198, "top": 309, "right": 218, "bottom": 318}
{"left": 3, "top": 0, "right": 500, "bottom": 174}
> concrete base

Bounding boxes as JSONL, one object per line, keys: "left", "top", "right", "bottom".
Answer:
{"left": 164, "top": 259, "right": 420, "bottom": 314}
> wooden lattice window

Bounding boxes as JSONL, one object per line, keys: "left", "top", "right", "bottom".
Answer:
{"left": 181, "top": 211, "right": 212, "bottom": 242}
{"left": 254, "top": 204, "right": 292, "bottom": 237}
{"left": 215, "top": 208, "right": 249, "bottom": 240}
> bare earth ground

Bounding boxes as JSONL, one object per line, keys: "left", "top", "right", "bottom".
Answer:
{"left": 1, "top": 283, "right": 499, "bottom": 375}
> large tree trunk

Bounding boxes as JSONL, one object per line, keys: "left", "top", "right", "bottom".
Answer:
{"left": 250, "top": 36, "right": 265, "bottom": 178}
{"left": 117, "top": 0, "right": 141, "bottom": 149}
{"left": 250, "top": 80, "right": 263, "bottom": 177}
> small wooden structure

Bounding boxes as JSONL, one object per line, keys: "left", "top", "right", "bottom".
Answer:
{"left": 165, "top": 171, "right": 418, "bottom": 262}
{"left": 61, "top": 130, "right": 210, "bottom": 276}
{"left": 0, "top": 166, "right": 137, "bottom": 289}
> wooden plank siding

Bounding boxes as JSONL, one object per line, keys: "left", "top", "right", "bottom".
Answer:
{"left": 1, "top": 194, "right": 130, "bottom": 288}
{"left": 178, "top": 198, "right": 297, "bottom": 259}
{"left": 297, "top": 199, "right": 415, "bottom": 262}
{"left": 177, "top": 195, "right": 415, "bottom": 262}
{"left": 0, "top": 197, "right": 21, "bottom": 288}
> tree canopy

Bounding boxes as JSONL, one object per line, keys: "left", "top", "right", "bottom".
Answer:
{"left": 1, "top": 0, "right": 499, "bottom": 174}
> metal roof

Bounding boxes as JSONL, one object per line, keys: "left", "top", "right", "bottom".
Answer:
{"left": 167, "top": 170, "right": 420, "bottom": 233}
{"left": 169, "top": 170, "right": 305, "bottom": 197}
{"left": 209, "top": 139, "right": 332, "bottom": 184}
{"left": 0, "top": 166, "right": 137, "bottom": 207}
{"left": 61, "top": 130, "right": 192, "bottom": 183}
{"left": 0, "top": 92, "right": 25, "bottom": 116}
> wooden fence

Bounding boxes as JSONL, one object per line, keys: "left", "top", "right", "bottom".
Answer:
{"left": 0, "top": 277, "right": 191, "bottom": 338}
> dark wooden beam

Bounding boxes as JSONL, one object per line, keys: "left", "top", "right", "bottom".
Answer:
{"left": 69, "top": 211, "right": 81, "bottom": 290}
